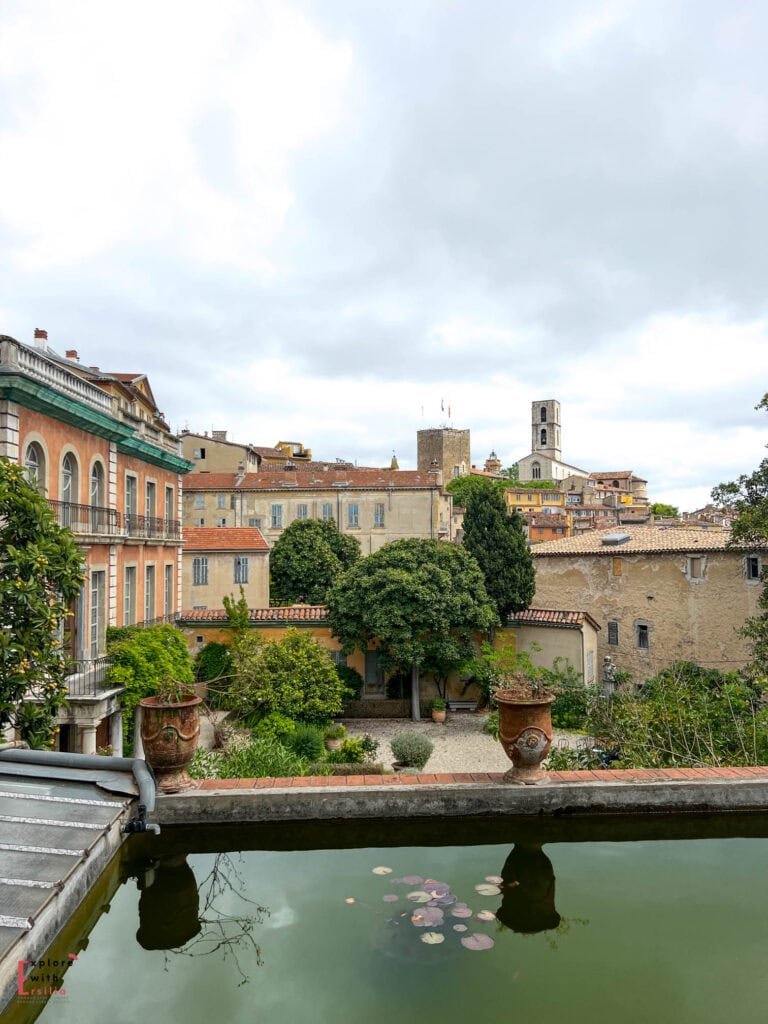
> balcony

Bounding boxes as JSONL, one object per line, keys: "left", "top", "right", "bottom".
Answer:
{"left": 125, "top": 513, "right": 181, "bottom": 541}
{"left": 65, "top": 656, "right": 114, "bottom": 696}
{"left": 49, "top": 500, "right": 121, "bottom": 536}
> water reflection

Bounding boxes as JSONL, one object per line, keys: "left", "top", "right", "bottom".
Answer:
{"left": 495, "top": 843, "right": 561, "bottom": 935}
{"left": 133, "top": 853, "right": 268, "bottom": 985}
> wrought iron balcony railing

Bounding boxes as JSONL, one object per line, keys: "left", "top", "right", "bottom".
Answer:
{"left": 49, "top": 500, "right": 121, "bottom": 536}
{"left": 64, "top": 656, "right": 114, "bottom": 696}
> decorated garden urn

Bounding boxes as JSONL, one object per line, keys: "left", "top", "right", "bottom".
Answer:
{"left": 495, "top": 689, "right": 555, "bottom": 785}
{"left": 139, "top": 693, "right": 202, "bottom": 792}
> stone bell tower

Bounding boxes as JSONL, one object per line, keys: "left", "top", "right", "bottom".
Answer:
{"left": 531, "top": 400, "right": 561, "bottom": 461}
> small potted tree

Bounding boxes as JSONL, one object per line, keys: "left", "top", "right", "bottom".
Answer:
{"left": 140, "top": 679, "right": 202, "bottom": 793}
{"left": 324, "top": 723, "right": 347, "bottom": 753}
{"left": 390, "top": 732, "right": 433, "bottom": 772}
{"left": 431, "top": 697, "right": 447, "bottom": 724}
{"left": 491, "top": 649, "right": 555, "bottom": 786}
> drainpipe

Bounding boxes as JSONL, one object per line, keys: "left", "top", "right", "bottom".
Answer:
{"left": 0, "top": 748, "right": 160, "bottom": 834}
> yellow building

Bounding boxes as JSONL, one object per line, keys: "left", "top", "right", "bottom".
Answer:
{"left": 183, "top": 527, "right": 270, "bottom": 611}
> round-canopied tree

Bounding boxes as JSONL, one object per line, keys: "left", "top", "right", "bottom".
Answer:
{"left": 326, "top": 538, "right": 497, "bottom": 719}
{"left": 0, "top": 458, "right": 85, "bottom": 747}
{"left": 269, "top": 518, "right": 360, "bottom": 605}
{"left": 461, "top": 480, "right": 536, "bottom": 621}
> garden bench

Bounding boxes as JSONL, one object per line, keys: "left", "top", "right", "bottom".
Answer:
{"left": 447, "top": 700, "right": 478, "bottom": 712}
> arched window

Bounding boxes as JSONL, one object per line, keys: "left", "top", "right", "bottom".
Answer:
{"left": 540, "top": 428, "right": 547, "bottom": 446}
{"left": 24, "top": 443, "right": 45, "bottom": 492}
{"left": 90, "top": 462, "right": 106, "bottom": 532}
{"left": 540, "top": 406, "right": 547, "bottom": 422}
{"left": 531, "top": 461, "right": 541, "bottom": 480}
{"left": 61, "top": 453, "right": 78, "bottom": 505}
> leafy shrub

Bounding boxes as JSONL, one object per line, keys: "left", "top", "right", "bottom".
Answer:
{"left": 337, "top": 665, "right": 363, "bottom": 700}
{"left": 107, "top": 625, "right": 194, "bottom": 753}
{"left": 195, "top": 642, "right": 232, "bottom": 709}
{"left": 286, "top": 723, "right": 326, "bottom": 762}
{"left": 189, "top": 735, "right": 308, "bottom": 779}
{"left": 484, "top": 710, "right": 499, "bottom": 740}
{"left": 551, "top": 684, "right": 600, "bottom": 731}
{"left": 326, "top": 734, "right": 379, "bottom": 764}
{"left": 545, "top": 746, "right": 602, "bottom": 771}
{"left": 229, "top": 629, "right": 345, "bottom": 725}
{"left": 325, "top": 723, "right": 346, "bottom": 740}
{"left": 253, "top": 711, "right": 297, "bottom": 743}
{"left": 390, "top": 732, "right": 433, "bottom": 769}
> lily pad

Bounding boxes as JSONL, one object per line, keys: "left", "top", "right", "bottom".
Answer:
{"left": 420, "top": 932, "right": 445, "bottom": 945}
{"left": 411, "top": 907, "right": 445, "bottom": 927}
{"left": 476, "top": 910, "right": 496, "bottom": 922}
{"left": 426, "top": 883, "right": 450, "bottom": 897}
{"left": 407, "top": 891, "right": 432, "bottom": 904}
{"left": 453, "top": 924, "right": 468, "bottom": 933}
{"left": 402, "top": 875, "right": 424, "bottom": 885}
{"left": 382, "top": 894, "right": 399, "bottom": 903}
{"left": 474, "top": 883, "right": 501, "bottom": 896}
{"left": 484, "top": 875, "right": 503, "bottom": 884}
{"left": 451, "top": 906, "right": 473, "bottom": 919}
{"left": 461, "top": 933, "right": 495, "bottom": 951}
{"left": 435, "top": 893, "right": 457, "bottom": 906}
{"left": 372, "top": 866, "right": 393, "bottom": 875}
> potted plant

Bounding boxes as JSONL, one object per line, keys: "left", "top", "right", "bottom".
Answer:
{"left": 390, "top": 732, "right": 433, "bottom": 772}
{"left": 324, "top": 723, "right": 347, "bottom": 753}
{"left": 492, "top": 650, "right": 555, "bottom": 786}
{"left": 431, "top": 697, "right": 447, "bottom": 724}
{"left": 139, "top": 679, "right": 203, "bottom": 793}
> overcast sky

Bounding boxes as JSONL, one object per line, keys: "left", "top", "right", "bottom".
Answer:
{"left": 1, "top": 0, "right": 767, "bottom": 510}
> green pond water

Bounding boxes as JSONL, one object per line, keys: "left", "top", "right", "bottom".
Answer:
{"left": 29, "top": 826, "right": 768, "bottom": 1024}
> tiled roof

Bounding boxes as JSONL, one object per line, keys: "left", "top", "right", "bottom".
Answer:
{"left": 183, "top": 469, "right": 441, "bottom": 491}
{"left": 180, "top": 605, "right": 327, "bottom": 622}
{"left": 507, "top": 608, "right": 601, "bottom": 631}
{"left": 183, "top": 527, "right": 269, "bottom": 551}
{"left": 531, "top": 525, "right": 765, "bottom": 556}
{"left": 589, "top": 471, "right": 647, "bottom": 482}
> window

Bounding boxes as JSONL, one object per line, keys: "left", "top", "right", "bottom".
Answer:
{"left": 540, "top": 429, "right": 547, "bottom": 446}
{"left": 124, "top": 566, "right": 136, "bottom": 625}
{"left": 217, "top": 494, "right": 227, "bottom": 509}
{"left": 195, "top": 517, "right": 205, "bottom": 527}
{"left": 347, "top": 503, "right": 359, "bottom": 527}
{"left": 146, "top": 481, "right": 156, "bottom": 519}
{"left": 330, "top": 651, "right": 348, "bottom": 667}
{"left": 145, "top": 565, "right": 155, "bottom": 622}
{"left": 90, "top": 571, "right": 106, "bottom": 658}
{"left": 271, "top": 504, "right": 283, "bottom": 529}
{"left": 24, "top": 442, "right": 45, "bottom": 492}
{"left": 194, "top": 494, "right": 205, "bottom": 509}
{"left": 296, "top": 503, "right": 309, "bottom": 520}
{"left": 248, "top": 517, "right": 262, "bottom": 528}
{"left": 541, "top": 406, "right": 547, "bottom": 422}
{"left": 322, "top": 503, "right": 334, "bottom": 522}
{"left": 90, "top": 461, "right": 105, "bottom": 507}
{"left": 125, "top": 474, "right": 138, "bottom": 518}
{"left": 688, "top": 556, "right": 703, "bottom": 580}
{"left": 216, "top": 516, "right": 227, "bottom": 527}
{"left": 612, "top": 557, "right": 622, "bottom": 577}
{"left": 452, "top": 465, "right": 460, "bottom": 478}
{"left": 193, "top": 447, "right": 206, "bottom": 459}
{"left": 165, "top": 486, "right": 174, "bottom": 521}
{"left": 164, "top": 564, "right": 173, "bottom": 617}
{"left": 234, "top": 556, "right": 249, "bottom": 584}
{"left": 637, "top": 624, "right": 649, "bottom": 650}
{"left": 586, "top": 650, "right": 595, "bottom": 684}
{"left": 192, "top": 557, "right": 208, "bottom": 586}
{"left": 374, "top": 503, "right": 385, "bottom": 528}
{"left": 607, "top": 621, "right": 619, "bottom": 646}
{"left": 61, "top": 452, "right": 78, "bottom": 504}
{"left": 531, "top": 462, "right": 541, "bottom": 480}
{"left": 746, "top": 556, "right": 762, "bottom": 581}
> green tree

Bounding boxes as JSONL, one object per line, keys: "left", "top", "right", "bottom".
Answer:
{"left": 712, "top": 393, "right": 768, "bottom": 678}
{"left": 269, "top": 519, "right": 360, "bottom": 605}
{"left": 462, "top": 481, "right": 535, "bottom": 620}
{"left": 326, "top": 538, "right": 497, "bottom": 719}
{"left": 501, "top": 464, "right": 519, "bottom": 482}
{"left": 0, "top": 459, "right": 85, "bottom": 747}
{"left": 651, "top": 502, "right": 680, "bottom": 518}
{"left": 446, "top": 474, "right": 506, "bottom": 508}
{"left": 228, "top": 628, "right": 344, "bottom": 725}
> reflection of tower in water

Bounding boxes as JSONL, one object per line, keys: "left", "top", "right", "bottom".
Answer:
{"left": 495, "top": 843, "right": 561, "bottom": 934}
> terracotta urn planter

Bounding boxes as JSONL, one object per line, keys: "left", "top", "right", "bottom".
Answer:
{"left": 495, "top": 690, "right": 555, "bottom": 785}
{"left": 325, "top": 737, "right": 343, "bottom": 753}
{"left": 431, "top": 708, "right": 447, "bottom": 724}
{"left": 139, "top": 694, "right": 202, "bottom": 793}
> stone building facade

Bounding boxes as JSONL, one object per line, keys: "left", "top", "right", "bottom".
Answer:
{"left": 182, "top": 468, "right": 453, "bottom": 553}
{"left": 0, "top": 330, "right": 192, "bottom": 753}
{"left": 417, "top": 427, "right": 471, "bottom": 479}
{"left": 531, "top": 526, "right": 767, "bottom": 680}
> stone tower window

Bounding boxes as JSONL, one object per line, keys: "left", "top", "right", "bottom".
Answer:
{"left": 540, "top": 429, "right": 547, "bottom": 446}
{"left": 540, "top": 406, "right": 547, "bottom": 422}
{"left": 531, "top": 462, "right": 541, "bottom": 480}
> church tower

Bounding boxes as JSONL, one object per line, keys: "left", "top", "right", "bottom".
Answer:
{"left": 531, "top": 400, "right": 561, "bottom": 461}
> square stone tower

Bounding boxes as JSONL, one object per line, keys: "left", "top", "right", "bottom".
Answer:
{"left": 417, "top": 428, "right": 471, "bottom": 479}
{"left": 531, "top": 400, "right": 561, "bottom": 460}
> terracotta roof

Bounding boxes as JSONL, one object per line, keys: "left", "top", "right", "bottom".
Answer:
{"left": 531, "top": 525, "right": 765, "bottom": 557}
{"left": 180, "top": 605, "right": 327, "bottom": 622}
{"left": 589, "top": 471, "right": 647, "bottom": 482}
{"left": 183, "top": 527, "right": 269, "bottom": 552}
{"left": 184, "top": 470, "right": 441, "bottom": 491}
{"left": 507, "top": 608, "right": 601, "bottom": 631}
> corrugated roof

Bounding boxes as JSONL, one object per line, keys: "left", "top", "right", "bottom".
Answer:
{"left": 183, "top": 527, "right": 269, "bottom": 551}
{"left": 531, "top": 525, "right": 764, "bottom": 556}
{"left": 184, "top": 469, "right": 441, "bottom": 491}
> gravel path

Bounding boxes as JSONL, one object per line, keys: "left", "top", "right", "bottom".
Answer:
{"left": 345, "top": 713, "right": 581, "bottom": 773}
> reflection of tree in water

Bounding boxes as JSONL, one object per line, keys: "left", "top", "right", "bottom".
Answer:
{"left": 136, "top": 853, "right": 268, "bottom": 987}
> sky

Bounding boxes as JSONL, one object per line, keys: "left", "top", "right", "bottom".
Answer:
{"left": 1, "top": 0, "right": 767, "bottom": 511}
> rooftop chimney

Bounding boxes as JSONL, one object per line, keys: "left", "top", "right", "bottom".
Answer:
{"left": 65, "top": 349, "right": 79, "bottom": 362}
{"left": 212, "top": 430, "right": 227, "bottom": 442}
{"left": 33, "top": 328, "right": 48, "bottom": 350}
